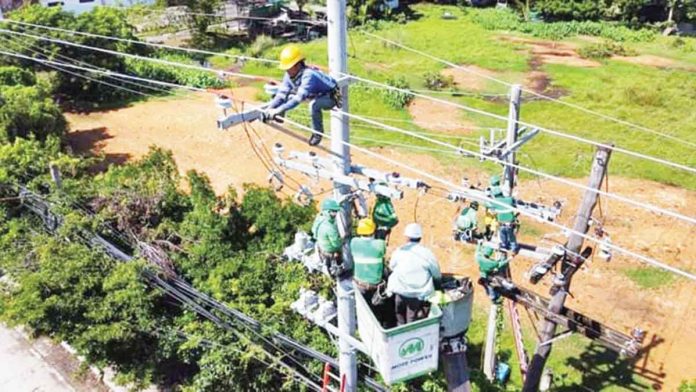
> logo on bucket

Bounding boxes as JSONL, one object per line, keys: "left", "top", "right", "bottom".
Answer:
{"left": 398, "top": 338, "right": 424, "bottom": 359}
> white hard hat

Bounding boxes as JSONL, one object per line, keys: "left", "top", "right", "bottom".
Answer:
{"left": 404, "top": 223, "right": 423, "bottom": 239}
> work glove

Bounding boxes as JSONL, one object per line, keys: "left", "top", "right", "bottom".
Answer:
{"left": 262, "top": 108, "right": 282, "bottom": 123}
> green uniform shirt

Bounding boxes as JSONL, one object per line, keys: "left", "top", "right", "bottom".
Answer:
{"left": 372, "top": 196, "right": 398, "bottom": 229}
{"left": 311, "top": 212, "right": 342, "bottom": 253}
{"left": 492, "top": 196, "right": 515, "bottom": 223}
{"left": 455, "top": 207, "right": 478, "bottom": 231}
{"left": 350, "top": 236, "right": 386, "bottom": 285}
{"left": 475, "top": 245, "right": 509, "bottom": 279}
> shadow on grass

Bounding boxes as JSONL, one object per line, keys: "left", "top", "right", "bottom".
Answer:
{"left": 553, "top": 341, "right": 664, "bottom": 391}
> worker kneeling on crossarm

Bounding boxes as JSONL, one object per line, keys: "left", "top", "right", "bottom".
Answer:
{"left": 387, "top": 223, "right": 442, "bottom": 326}
{"left": 350, "top": 218, "right": 395, "bottom": 328}
{"left": 312, "top": 198, "right": 345, "bottom": 277}
{"left": 262, "top": 45, "right": 340, "bottom": 146}
{"left": 454, "top": 200, "right": 480, "bottom": 243}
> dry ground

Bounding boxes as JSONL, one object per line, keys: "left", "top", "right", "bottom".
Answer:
{"left": 65, "top": 90, "right": 696, "bottom": 390}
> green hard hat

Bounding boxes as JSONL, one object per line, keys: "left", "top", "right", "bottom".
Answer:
{"left": 321, "top": 198, "right": 340, "bottom": 211}
{"left": 490, "top": 175, "right": 501, "bottom": 186}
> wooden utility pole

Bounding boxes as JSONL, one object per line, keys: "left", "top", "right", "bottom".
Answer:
{"left": 504, "top": 84, "right": 521, "bottom": 193}
{"left": 522, "top": 146, "right": 613, "bottom": 392}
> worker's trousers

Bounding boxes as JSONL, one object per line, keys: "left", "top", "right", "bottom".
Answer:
{"left": 309, "top": 94, "right": 336, "bottom": 134}
{"left": 499, "top": 223, "right": 518, "bottom": 253}
{"left": 394, "top": 294, "right": 430, "bottom": 326}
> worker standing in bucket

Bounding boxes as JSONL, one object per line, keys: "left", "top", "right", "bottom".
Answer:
{"left": 311, "top": 198, "right": 344, "bottom": 277}
{"left": 350, "top": 218, "right": 394, "bottom": 328}
{"left": 262, "top": 45, "right": 340, "bottom": 146}
{"left": 475, "top": 243, "right": 510, "bottom": 304}
{"left": 387, "top": 223, "right": 442, "bottom": 325}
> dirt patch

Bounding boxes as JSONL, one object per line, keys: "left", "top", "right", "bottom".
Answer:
{"left": 441, "top": 65, "right": 499, "bottom": 91}
{"left": 66, "top": 92, "right": 696, "bottom": 390}
{"left": 500, "top": 35, "right": 602, "bottom": 68}
{"left": 407, "top": 97, "right": 477, "bottom": 134}
{"left": 613, "top": 55, "right": 677, "bottom": 68}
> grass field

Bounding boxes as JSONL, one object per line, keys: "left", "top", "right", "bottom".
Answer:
{"left": 210, "top": 4, "right": 696, "bottom": 190}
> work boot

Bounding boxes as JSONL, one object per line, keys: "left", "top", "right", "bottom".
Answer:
{"left": 308, "top": 131, "right": 323, "bottom": 146}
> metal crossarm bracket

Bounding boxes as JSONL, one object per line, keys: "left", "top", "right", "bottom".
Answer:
{"left": 274, "top": 147, "right": 404, "bottom": 199}
{"left": 217, "top": 108, "right": 266, "bottom": 130}
{"left": 499, "top": 128, "right": 540, "bottom": 160}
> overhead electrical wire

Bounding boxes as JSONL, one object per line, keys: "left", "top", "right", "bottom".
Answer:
{"left": 0, "top": 28, "right": 271, "bottom": 81}
{"left": 0, "top": 18, "right": 279, "bottom": 64}
{"left": 3, "top": 47, "right": 692, "bottom": 280}
{"left": 266, "top": 113, "right": 696, "bottom": 282}
{"left": 4, "top": 26, "right": 690, "bottom": 177}
{"left": 336, "top": 109, "right": 696, "bottom": 225}
{"left": 345, "top": 73, "right": 696, "bottom": 174}
{"left": 360, "top": 30, "right": 696, "bottom": 149}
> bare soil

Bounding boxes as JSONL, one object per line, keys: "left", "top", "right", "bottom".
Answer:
{"left": 407, "top": 97, "right": 477, "bottom": 134}
{"left": 613, "top": 55, "right": 678, "bottom": 69}
{"left": 500, "top": 35, "right": 602, "bottom": 68}
{"left": 66, "top": 91, "right": 696, "bottom": 390}
{"left": 441, "top": 65, "right": 499, "bottom": 91}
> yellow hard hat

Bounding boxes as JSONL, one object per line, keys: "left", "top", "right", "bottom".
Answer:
{"left": 278, "top": 45, "right": 305, "bottom": 70}
{"left": 356, "top": 218, "right": 376, "bottom": 236}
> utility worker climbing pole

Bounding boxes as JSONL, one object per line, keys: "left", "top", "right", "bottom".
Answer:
{"left": 372, "top": 193, "right": 399, "bottom": 240}
{"left": 454, "top": 200, "right": 480, "bottom": 243}
{"left": 475, "top": 243, "right": 511, "bottom": 304}
{"left": 350, "top": 218, "right": 395, "bottom": 328}
{"left": 387, "top": 223, "right": 442, "bottom": 326}
{"left": 483, "top": 175, "right": 502, "bottom": 240}
{"left": 262, "top": 45, "right": 340, "bottom": 146}
{"left": 312, "top": 198, "right": 344, "bottom": 277}
{"left": 486, "top": 175, "right": 519, "bottom": 254}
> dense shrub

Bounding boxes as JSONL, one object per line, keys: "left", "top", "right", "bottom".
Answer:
{"left": 472, "top": 8, "right": 657, "bottom": 42}
{"left": 125, "top": 54, "right": 226, "bottom": 89}
{"left": 0, "top": 66, "right": 36, "bottom": 87}
{"left": 423, "top": 71, "right": 454, "bottom": 90}
{"left": 0, "top": 83, "right": 67, "bottom": 143}
{"left": 383, "top": 76, "right": 414, "bottom": 108}
{"left": 577, "top": 40, "right": 637, "bottom": 58}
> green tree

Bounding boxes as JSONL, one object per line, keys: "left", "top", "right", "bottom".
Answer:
{"left": 0, "top": 83, "right": 67, "bottom": 143}
{"left": 184, "top": 0, "right": 222, "bottom": 48}
{"left": 0, "top": 66, "right": 36, "bottom": 87}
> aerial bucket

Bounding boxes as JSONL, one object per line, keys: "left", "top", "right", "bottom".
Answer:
{"left": 354, "top": 289, "right": 442, "bottom": 385}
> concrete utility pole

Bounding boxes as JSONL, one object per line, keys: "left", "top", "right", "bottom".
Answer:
{"left": 522, "top": 146, "right": 613, "bottom": 392}
{"left": 327, "top": 0, "right": 357, "bottom": 390}
{"left": 504, "top": 84, "right": 521, "bottom": 193}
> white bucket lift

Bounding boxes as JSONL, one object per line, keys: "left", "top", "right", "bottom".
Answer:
{"left": 354, "top": 291, "right": 442, "bottom": 385}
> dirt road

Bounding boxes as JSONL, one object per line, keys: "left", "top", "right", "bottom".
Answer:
{"left": 65, "top": 91, "right": 696, "bottom": 390}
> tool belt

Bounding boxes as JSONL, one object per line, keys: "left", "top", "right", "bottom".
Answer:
{"left": 330, "top": 86, "right": 342, "bottom": 109}
{"left": 354, "top": 279, "right": 379, "bottom": 292}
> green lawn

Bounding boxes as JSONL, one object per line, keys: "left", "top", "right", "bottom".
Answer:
{"left": 209, "top": 4, "right": 696, "bottom": 189}
{"left": 623, "top": 266, "right": 677, "bottom": 289}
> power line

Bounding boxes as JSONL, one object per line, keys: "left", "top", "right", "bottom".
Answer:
{"left": 0, "top": 18, "right": 279, "bottom": 65}
{"left": 361, "top": 30, "right": 696, "bottom": 149}
{"left": 0, "top": 28, "right": 270, "bottom": 81}
{"left": 337, "top": 109, "right": 696, "bottom": 225}
{"left": 0, "top": 49, "right": 207, "bottom": 92}
{"left": 7, "top": 47, "right": 690, "bottom": 281}
{"left": 266, "top": 113, "right": 696, "bottom": 281}
{"left": 346, "top": 73, "right": 696, "bottom": 175}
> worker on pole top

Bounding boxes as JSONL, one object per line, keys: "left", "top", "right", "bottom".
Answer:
{"left": 262, "top": 45, "right": 340, "bottom": 146}
{"left": 312, "top": 198, "right": 345, "bottom": 277}
{"left": 387, "top": 223, "right": 442, "bottom": 325}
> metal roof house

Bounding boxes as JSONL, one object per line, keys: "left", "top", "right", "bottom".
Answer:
{"left": 39, "top": 0, "right": 154, "bottom": 15}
